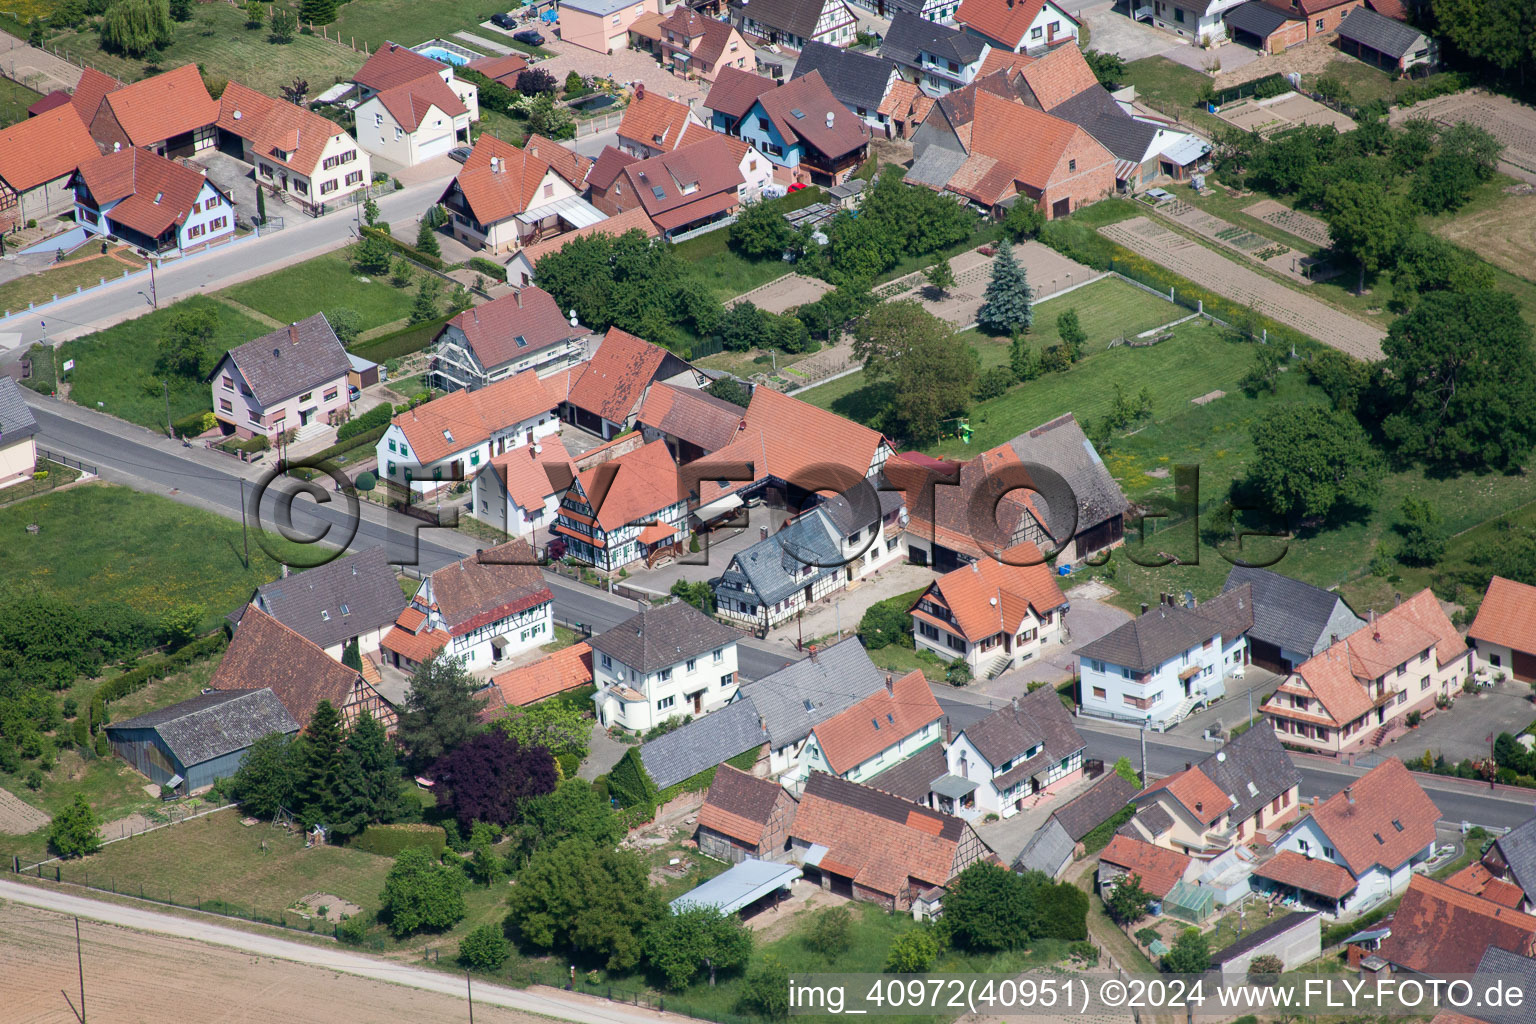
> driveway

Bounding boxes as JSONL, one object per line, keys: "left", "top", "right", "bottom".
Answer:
{"left": 1080, "top": 0, "right": 1176, "bottom": 62}
{"left": 975, "top": 769, "right": 1102, "bottom": 864}
{"left": 1360, "top": 680, "right": 1536, "bottom": 769}
{"left": 977, "top": 588, "right": 1132, "bottom": 693}
{"left": 187, "top": 151, "right": 262, "bottom": 228}
{"left": 534, "top": 35, "right": 706, "bottom": 105}
{"left": 1166, "top": 665, "right": 1283, "bottom": 736}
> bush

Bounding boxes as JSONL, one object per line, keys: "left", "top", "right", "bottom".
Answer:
{"left": 171, "top": 409, "right": 216, "bottom": 438}
{"left": 97, "top": 633, "right": 227, "bottom": 704}
{"left": 351, "top": 823, "right": 448, "bottom": 859}
{"left": 973, "top": 365, "right": 1016, "bottom": 400}
{"left": 359, "top": 225, "right": 444, "bottom": 271}
{"left": 1068, "top": 941, "right": 1100, "bottom": 965}
{"left": 1135, "top": 927, "right": 1160, "bottom": 947}
{"left": 336, "top": 401, "right": 393, "bottom": 441}
{"left": 355, "top": 471, "right": 376, "bottom": 491}
{"left": 805, "top": 906, "right": 853, "bottom": 957}
{"left": 459, "top": 922, "right": 511, "bottom": 970}
{"left": 884, "top": 929, "right": 939, "bottom": 972}
{"left": 337, "top": 913, "right": 369, "bottom": 944}
{"left": 468, "top": 257, "right": 504, "bottom": 280}
{"left": 858, "top": 587, "right": 923, "bottom": 650}
{"left": 379, "top": 847, "right": 468, "bottom": 937}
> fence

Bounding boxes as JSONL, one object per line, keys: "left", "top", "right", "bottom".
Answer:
{"left": 1, "top": 265, "right": 150, "bottom": 323}
{"left": 576, "top": 110, "right": 625, "bottom": 138}
{"left": 36, "top": 447, "right": 96, "bottom": 475}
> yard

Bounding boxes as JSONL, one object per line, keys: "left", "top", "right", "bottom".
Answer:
{"left": 4, "top": 484, "right": 309, "bottom": 632}
{"left": 218, "top": 252, "right": 418, "bottom": 334}
{"left": 670, "top": 220, "right": 793, "bottom": 303}
{"left": 329, "top": 0, "right": 535, "bottom": 55}
{"left": 0, "top": 248, "right": 146, "bottom": 318}
{"left": 45, "top": 2, "right": 365, "bottom": 98}
{"left": 1122, "top": 56, "right": 1225, "bottom": 135}
{"left": 0, "top": 74, "right": 42, "bottom": 128}
{"left": 57, "top": 295, "right": 269, "bottom": 432}
{"left": 0, "top": 458, "right": 80, "bottom": 506}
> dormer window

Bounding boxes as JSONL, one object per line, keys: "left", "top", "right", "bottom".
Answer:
{"left": 321, "top": 610, "right": 331, "bottom": 621}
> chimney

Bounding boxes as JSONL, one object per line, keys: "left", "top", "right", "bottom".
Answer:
{"left": 1185, "top": 762, "right": 1192, "bottom": 771}
{"left": 514, "top": 289, "right": 522, "bottom": 309}
{"left": 885, "top": 672, "right": 894, "bottom": 696}
{"left": 289, "top": 322, "right": 300, "bottom": 345}
{"left": 528, "top": 143, "right": 537, "bottom": 157}
{"left": 1345, "top": 785, "right": 1354, "bottom": 805}
{"left": 1195, "top": 801, "right": 1203, "bottom": 815}
{"left": 809, "top": 644, "right": 818, "bottom": 661}
{"left": 1140, "top": 602, "right": 1149, "bottom": 615}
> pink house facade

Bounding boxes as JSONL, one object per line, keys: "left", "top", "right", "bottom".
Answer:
{"left": 210, "top": 313, "right": 352, "bottom": 440}
{"left": 559, "top": 0, "right": 661, "bottom": 54}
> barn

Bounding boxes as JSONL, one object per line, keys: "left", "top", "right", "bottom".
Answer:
{"left": 106, "top": 688, "right": 298, "bottom": 795}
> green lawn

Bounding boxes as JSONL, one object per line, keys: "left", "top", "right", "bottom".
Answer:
{"left": 47, "top": 2, "right": 365, "bottom": 97}
{"left": 329, "top": 0, "right": 529, "bottom": 55}
{"left": 670, "top": 228, "right": 792, "bottom": 302}
{"left": 1309, "top": 62, "right": 1461, "bottom": 110}
{"left": 219, "top": 252, "right": 416, "bottom": 333}
{"left": 0, "top": 74, "right": 42, "bottom": 128}
{"left": 1122, "top": 56, "right": 1224, "bottom": 135}
{"left": 58, "top": 296, "right": 270, "bottom": 432}
{"left": 5, "top": 484, "right": 311, "bottom": 632}
{"left": 0, "top": 251, "right": 145, "bottom": 317}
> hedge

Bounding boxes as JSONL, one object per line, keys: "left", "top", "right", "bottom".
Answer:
{"left": 360, "top": 225, "right": 446, "bottom": 271}
{"left": 348, "top": 313, "right": 454, "bottom": 364}
{"left": 467, "top": 257, "right": 504, "bottom": 280}
{"left": 171, "top": 409, "right": 216, "bottom": 439}
{"left": 350, "top": 823, "right": 448, "bottom": 859}
{"left": 657, "top": 744, "right": 760, "bottom": 805}
{"left": 1081, "top": 804, "right": 1136, "bottom": 855}
{"left": 305, "top": 423, "right": 388, "bottom": 467}
{"left": 96, "top": 633, "right": 228, "bottom": 705}
{"left": 337, "top": 401, "right": 393, "bottom": 442}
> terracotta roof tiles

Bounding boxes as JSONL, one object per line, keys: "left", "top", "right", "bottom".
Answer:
{"left": 445, "top": 134, "right": 555, "bottom": 225}
{"left": 0, "top": 105, "right": 99, "bottom": 192}
{"left": 488, "top": 642, "right": 593, "bottom": 706}
{"left": 1470, "top": 576, "right": 1536, "bottom": 659}
{"left": 1251, "top": 849, "right": 1358, "bottom": 901}
{"left": 566, "top": 328, "right": 670, "bottom": 424}
{"left": 956, "top": 0, "right": 1075, "bottom": 49}
{"left": 970, "top": 90, "right": 1087, "bottom": 192}
{"left": 211, "top": 607, "right": 364, "bottom": 729}
{"left": 699, "top": 763, "right": 790, "bottom": 847}
{"left": 570, "top": 438, "right": 683, "bottom": 532}
{"left": 356, "top": 42, "right": 450, "bottom": 92}
{"left": 807, "top": 670, "right": 940, "bottom": 774}
{"left": 1018, "top": 41, "right": 1099, "bottom": 110}
{"left": 485, "top": 433, "right": 573, "bottom": 512}
{"left": 1447, "top": 863, "right": 1530, "bottom": 910}
{"left": 70, "top": 68, "right": 123, "bottom": 123}
{"left": 524, "top": 133, "right": 594, "bottom": 190}
{"left": 1099, "top": 834, "right": 1190, "bottom": 898}
{"left": 1308, "top": 758, "right": 1438, "bottom": 876}
{"left": 1378, "top": 874, "right": 1536, "bottom": 974}
{"left": 71, "top": 146, "right": 214, "bottom": 239}
{"left": 392, "top": 370, "right": 558, "bottom": 465}
{"left": 520, "top": 205, "right": 657, "bottom": 270}
{"left": 618, "top": 87, "right": 701, "bottom": 152}
{"left": 636, "top": 381, "right": 745, "bottom": 453}
{"left": 704, "top": 65, "right": 775, "bottom": 120}
{"left": 443, "top": 286, "right": 585, "bottom": 371}
{"left": 374, "top": 75, "right": 467, "bottom": 133}
{"left": 97, "top": 64, "right": 218, "bottom": 148}
{"left": 216, "top": 80, "right": 354, "bottom": 178}
{"left": 423, "top": 540, "right": 552, "bottom": 635}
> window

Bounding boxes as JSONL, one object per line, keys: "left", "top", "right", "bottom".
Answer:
{"left": 720, "top": 673, "right": 732, "bottom": 687}
{"left": 543, "top": 183, "right": 554, "bottom": 198}
{"left": 1316, "top": 17, "right": 1323, "bottom": 29}
{"left": 222, "top": 375, "right": 234, "bottom": 390}
{"left": 320, "top": 179, "right": 338, "bottom": 195}
{"left": 211, "top": 216, "right": 227, "bottom": 230}
{"left": 686, "top": 657, "right": 696, "bottom": 671}
{"left": 1323, "top": 846, "right": 1335, "bottom": 859}
{"left": 345, "top": 170, "right": 363, "bottom": 186}
{"left": 323, "top": 387, "right": 339, "bottom": 402}
{"left": 1396, "top": 691, "right": 1407, "bottom": 705}
{"left": 1174, "top": 7, "right": 1184, "bottom": 21}
{"left": 1420, "top": 675, "right": 1430, "bottom": 690}
{"left": 470, "top": 452, "right": 480, "bottom": 466}
{"left": 219, "top": 398, "right": 233, "bottom": 413}
{"left": 300, "top": 392, "right": 313, "bottom": 403}
{"left": 712, "top": 647, "right": 723, "bottom": 663}
{"left": 1031, "top": 26, "right": 1042, "bottom": 38}
{"left": 601, "top": 654, "right": 612, "bottom": 669}
{"left": 657, "top": 695, "right": 676, "bottom": 710}
{"left": 659, "top": 667, "right": 672, "bottom": 681}
{"left": 1092, "top": 686, "right": 1107, "bottom": 700}
{"left": 1297, "top": 838, "right": 1310, "bottom": 853}
{"left": 388, "top": 461, "right": 396, "bottom": 475}
{"left": 1088, "top": 659, "right": 1104, "bottom": 673}
{"left": 389, "top": 440, "right": 398, "bottom": 453}
{"left": 1068, "top": 158, "right": 1076, "bottom": 172}
{"left": 374, "top": 113, "right": 383, "bottom": 127}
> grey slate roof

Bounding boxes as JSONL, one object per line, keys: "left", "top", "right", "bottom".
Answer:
{"left": 1052, "top": 771, "right": 1138, "bottom": 841}
{"left": 249, "top": 546, "right": 407, "bottom": 652}
{"left": 1131, "top": 801, "right": 1175, "bottom": 838}
{"left": 1005, "top": 413, "right": 1129, "bottom": 539}
{"left": 862, "top": 740, "right": 946, "bottom": 803}
{"left": 1076, "top": 603, "right": 1229, "bottom": 673}
{"left": 791, "top": 41, "right": 895, "bottom": 115}
{"left": 0, "top": 376, "right": 38, "bottom": 445}
{"left": 730, "top": 0, "right": 842, "bottom": 40}
{"left": 1047, "top": 87, "right": 1160, "bottom": 164}
{"left": 734, "top": 636, "right": 887, "bottom": 750}
{"left": 813, "top": 486, "right": 895, "bottom": 539}
{"left": 1494, "top": 816, "right": 1536, "bottom": 905}
{"left": 1474, "top": 946, "right": 1536, "bottom": 1024}
{"left": 218, "top": 313, "right": 351, "bottom": 407}
{"left": 973, "top": 685, "right": 1086, "bottom": 790}
{"left": 1336, "top": 6, "right": 1423, "bottom": 57}
{"left": 880, "top": 11, "right": 986, "bottom": 68}
{"left": 1223, "top": 566, "right": 1365, "bottom": 659}
{"left": 718, "top": 506, "right": 844, "bottom": 607}
{"left": 641, "top": 697, "right": 765, "bottom": 790}
{"left": 1211, "top": 911, "right": 1319, "bottom": 968}
{"left": 1223, "top": 1, "right": 1292, "bottom": 39}
{"left": 905, "top": 143, "right": 969, "bottom": 191}
{"left": 108, "top": 689, "right": 299, "bottom": 767}
{"left": 1015, "top": 816, "right": 1075, "bottom": 877}
{"left": 1194, "top": 722, "right": 1300, "bottom": 825}
{"left": 590, "top": 599, "right": 743, "bottom": 674}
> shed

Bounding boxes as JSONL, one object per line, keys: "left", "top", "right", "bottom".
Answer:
{"left": 1210, "top": 910, "right": 1321, "bottom": 977}
{"left": 1162, "top": 880, "right": 1215, "bottom": 923}
{"left": 347, "top": 352, "right": 380, "bottom": 390}
{"left": 1015, "top": 817, "right": 1076, "bottom": 879}
{"left": 669, "top": 857, "right": 802, "bottom": 915}
{"left": 106, "top": 688, "right": 299, "bottom": 795}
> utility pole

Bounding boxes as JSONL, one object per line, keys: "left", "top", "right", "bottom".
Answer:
{"left": 1140, "top": 720, "right": 1148, "bottom": 786}
{"left": 466, "top": 971, "right": 474, "bottom": 1024}
{"left": 239, "top": 478, "right": 250, "bottom": 567}
{"left": 60, "top": 916, "right": 85, "bottom": 1024}
{"left": 149, "top": 257, "right": 157, "bottom": 309}
{"left": 162, "top": 380, "right": 172, "bottom": 438}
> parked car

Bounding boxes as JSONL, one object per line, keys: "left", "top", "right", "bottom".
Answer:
{"left": 787, "top": 183, "right": 808, "bottom": 192}
{"left": 513, "top": 28, "right": 544, "bottom": 44}
{"left": 490, "top": 11, "right": 517, "bottom": 28}
{"left": 348, "top": 385, "right": 361, "bottom": 403}
{"left": 449, "top": 146, "right": 473, "bottom": 164}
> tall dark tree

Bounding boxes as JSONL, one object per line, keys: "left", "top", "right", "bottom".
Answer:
{"left": 1380, "top": 290, "right": 1536, "bottom": 471}
{"left": 976, "top": 241, "right": 1033, "bottom": 336}
{"left": 851, "top": 300, "right": 975, "bottom": 446}
{"left": 505, "top": 838, "right": 662, "bottom": 971}
{"left": 230, "top": 731, "right": 298, "bottom": 818}
{"left": 292, "top": 700, "right": 346, "bottom": 830}
{"left": 1248, "top": 405, "right": 1382, "bottom": 521}
{"left": 430, "top": 730, "right": 557, "bottom": 829}
{"left": 332, "top": 710, "right": 404, "bottom": 836}
{"left": 398, "top": 651, "right": 482, "bottom": 770}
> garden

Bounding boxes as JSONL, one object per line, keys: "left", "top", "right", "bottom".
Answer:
{"left": 218, "top": 251, "right": 418, "bottom": 336}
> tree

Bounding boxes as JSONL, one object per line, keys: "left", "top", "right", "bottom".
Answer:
{"left": 973, "top": 366, "right": 1015, "bottom": 400}
{"left": 467, "top": 821, "right": 505, "bottom": 886}
{"left": 1248, "top": 953, "right": 1285, "bottom": 982}
{"left": 1430, "top": 0, "right": 1535, "bottom": 85}
{"left": 1105, "top": 873, "right": 1152, "bottom": 926}
{"left": 852, "top": 300, "right": 974, "bottom": 446}
{"left": 48, "top": 794, "right": 101, "bottom": 858}
{"left": 415, "top": 219, "right": 441, "bottom": 258}
{"left": 155, "top": 305, "right": 220, "bottom": 379}
{"left": 338, "top": 710, "right": 405, "bottom": 829}
{"left": 353, "top": 233, "right": 393, "bottom": 275}
{"left": 157, "top": 603, "right": 204, "bottom": 646}
{"left": 507, "top": 778, "right": 622, "bottom": 867}
{"left": 518, "top": 67, "right": 557, "bottom": 96}
{"left": 1083, "top": 49, "right": 1127, "bottom": 88}
{"left": 923, "top": 259, "right": 956, "bottom": 296}
{"left": 942, "top": 863, "right": 1036, "bottom": 952}
{"left": 1391, "top": 232, "right": 1494, "bottom": 302}
{"left": 280, "top": 77, "right": 310, "bottom": 106}
{"left": 379, "top": 846, "right": 468, "bottom": 937}
{"left": 1113, "top": 756, "right": 1140, "bottom": 787}
{"left": 1163, "top": 927, "right": 1210, "bottom": 974}
{"left": 496, "top": 701, "right": 589, "bottom": 760}
{"left": 447, "top": 284, "right": 473, "bottom": 314}
{"left": 167, "top": 0, "right": 190, "bottom": 20}
{"left": 99, "top": 0, "right": 174, "bottom": 56}
{"left": 268, "top": 3, "right": 295, "bottom": 42}
{"left": 243, "top": 0, "right": 263, "bottom": 26}
{"left": 326, "top": 308, "right": 362, "bottom": 346}
{"left": 230, "top": 731, "right": 298, "bottom": 818}
{"left": 505, "top": 838, "right": 663, "bottom": 971}
{"left": 729, "top": 200, "right": 796, "bottom": 259}
{"left": 1396, "top": 496, "right": 1446, "bottom": 567}
{"left": 298, "top": 0, "right": 335, "bottom": 25}
{"left": 1380, "top": 290, "right": 1536, "bottom": 471}
{"left": 563, "top": 69, "right": 586, "bottom": 95}
{"left": 670, "top": 578, "right": 716, "bottom": 615}
{"left": 737, "top": 954, "right": 790, "bottom": 1021}
{"left": 976, "top": 241, "right": 1033, "bottom": 336}
{"left": 291, "top": 700, "right": 347, "bottom": 830}
{"left": 644, "top": 907, "right": 753, "bottom": 990}
{"left": 704, "top": 378, "right": 751, "bottom": 408}
{"left": 857, "top": 593, "right": 913, "bottom": 650}
{"left": 528, "top": 95, "right": 573, "bottom": 139}
{"left": 459, "top": 922, "right": 511, "bottom": 971}
{"left": 1249, "top": 405, "right": 1382, "bottom": 521}
{"left": 720, "top": 300, "right": 771, "bottom": 352}
{"left": 1009, "top": 333, "right": 1039, "bottom": 382}
{"left": 255, "top": 185, "right": 266, "bottom": 225}
{"left": 1002, "top": 200, "right": 1045, "bottom": 242}
{"left": 430, "top": 730, "right": 557, "bottom": 829}
{"left": 1303, "top": 349, "right": 1371, "bottom": 414}
{"left": 1322, "top": 180, "right": 1403, "bottom": 294}
{"left": 1056, "top": 308, "right": 1086, "bottom": 362}
{"left": 1239, "top": 345, "right": 1283, "bottom": 396}
{"left": 884, "top": 929, "right": 939, "bottom": 972}
{"left": 805, "top": 905, "right": 853, "bottom": 957}
{"left": 398, "top": 651, "right": 482, "bottom": 770}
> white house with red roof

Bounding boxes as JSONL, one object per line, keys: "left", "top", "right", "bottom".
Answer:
{"left": 910, "top": 547, "right": 1068, "bottom": 678}
{"left": 787, "top": 669, "right": 942, "bottom": 792}
{"left": 955, "top": 0, "right": 1078, "bottom": 54}
{"left": 616, "top": 84, "right": 708, "bottom": 159}
{"left": 471, "top": 433, "right": 575, "bottom": 540}
{"left": 429, "top": 286, "right": 590, "bottom": 392}
{"left": 70, "top": 147, "right": 235, "bottom": 257}
{"left": 352, "top": 42, "right": 479, "bottom": 166}
{"left": 216, "top": 81, "right": 371, "bottom": 213}
{"left": 1468, "top": 576, "right": 1536, "bottom": 682}
{"left": 438, "top": 134, "right": 602, "bottom": 254}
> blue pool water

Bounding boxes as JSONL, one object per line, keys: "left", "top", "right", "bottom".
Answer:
{"left": 417, "top": 45, "right": 469, "bottom": 66}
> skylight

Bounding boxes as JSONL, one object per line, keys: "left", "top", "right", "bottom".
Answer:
{"left": 803, "top": 699, "right": 815, "bottom": 712}
{"left": 321, "top": 610, "right": 331, "bottom": 621}
{"left": 791, "top": 108, "right": 806, "bottom": 119}
{"left": 871, "top": 718, "right": 880, "bottom": 730}
{"left": 515, "top": 336, "right": 528, "bottom": 348}
{"left": 652, "top": 186, "right": 667, "bottom": 199}
{"left": 1246, "top": 781, "right": 1259, "bottom": 797}
{"left": 1392, "top": 819, "right": 1404, "bottom": 831}
{"left": 443, "top": 429, "right": 455, "bottom": 442}
{"left": 340, "top": 603, "right": 350, "bottom": 616}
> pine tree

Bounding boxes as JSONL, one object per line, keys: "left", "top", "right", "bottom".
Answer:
{"left": 298, "top": 0, "right": 336, "bottom": 25}
{"left": 415, "top": 219, "right": 441, "bottom": 259}
{"left": 292, "top": 700, "right": 346, "bottom": 830}
{"left": 255, "top": 187, "right": 266, "bottom": 226}
{"left": 976, "top": 241, "right": 1033, "bottom": 337}
{"left": 341, "top": 638, "right": 362, "bottom": 671}
{"left": 348, "top": 710, "right": 404, "bottom": 823}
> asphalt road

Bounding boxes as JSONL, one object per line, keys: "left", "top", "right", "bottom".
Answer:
{"left": 0, "top": 879, "right": 693, "bottom": 1024}
{"left": 25, "top": 393, "right": 799, "bottom": 681}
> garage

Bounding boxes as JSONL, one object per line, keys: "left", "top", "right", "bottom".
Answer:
{"left": 415, "top": 131, "right": 456, "bottom": 162}
{"left": 1223, "top": 1, "right": 1296, "bottom": 52}
{"left": 1468, "top": 576, "right": 1536, "bottom": 682}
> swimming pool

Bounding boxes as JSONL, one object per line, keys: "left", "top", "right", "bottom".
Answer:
{"left": 416, "top": 45, "right": 470, "bottom": 65}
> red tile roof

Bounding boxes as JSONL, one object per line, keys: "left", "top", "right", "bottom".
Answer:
{"left": 1469, "top": 576, "right": 1536, "bottom": 657}
{"left": 877, "top": 79, "right": 935, "bottom": 126}
{"left": 622, "top": 134, "right": 746, "bottom": 230}
{"left": 524, "top": 134, "right": 593, "bottom": 190}
{"left": 71, "top": 146, "right": 217, "bottom": 239}
{"left": 618, "top": 87, "right": 701, "bottom": 152}
{"left": 485, "top": 434, "right": 574, "bottom": 512}
{"left": 808, "top": 671, "right": 940, "bottom": 774}
{"left": 1273, "top": 645, "right": 1373, "bottom": 730}
{"left": 752, "top": 70, "right": 869, "bottom": 160}
{"left": 976, "top": 49, "right": 1035, "bottom": 78}
{"left": 1016, "top": 41, "right": 1099, "bottom": 110}
{"left": 488, "top": 642, "right": 593, "bottom": 706}
{"left": 27, "top": 91, "right": 72, "bottom": 116}
{"left": 443, "top": 285, "right": 584, "bottom": 371}
{"left": 920, "top": 548, "right": 1066, "bottom": 643}
{"left": 1308, "top": 758, "right": 1438, "bottom": 875}
{"left": 425, "top": 540, "right": 552, "bottom": 635}
{"left": 956, "top": 0, "right": 1076, "bottom": 50}
{"left": 445, "top": 134, "right": 556, "bottom": 226}
{"left": 356, "top": 42, "right": 450, "bottom": 92}
{"left": 1366, "top": 0, "right": 1409, "bottom": 19}
{"left": 1252, "top": 849, "right": 1359, "bottom": 901}
{"left": 216, "top": 81, "right": 354, "bottom": 177}
{"left": 1153, "top": 767, "right": 1229, "bottom": 825}
{"left": 466, "top": 53, "right": 529, "bottom": 85}
{"left": 704, "top": 65, "right": 775, "bottom": 120}
{"left": 566, "top": 328, "right": 670, "bottom": 424}
{"left": 97, "top": 64, "right": 218, "bottom": 148}
{"left": 0, "top": 105, "right": 100, "bottom": 192}
{"left": 587, "top": 144, "right": 640, "bottom": 190}
{"left": 1100, "top": 834, "right": 1190, "bottom": 898}
{"left": 374, "top": 74, "right": 468, "bottom": 132}
{"left": 1447, "top": 863, "right": 1529, "bottom": 910}
{"left": 212, "top": 606, "right": 364, "bottom": 728}
{"left": 969, "top": 90, "right": 1087, "bottom": 193}
{"left": 381, "top": 620, "right": 451, "bottom": 663}
{"left": 571, "top": 438, "right": 681, "bottom": 531}
{"left": 1378, "top": 875, "right": 1536, "bottom": 974}
{"left": 636, "top": 381, "right": 745, "bottom": 453}
{"left": 392, "top": 370, "right": 558, "bottom": 464}
{"left": 699, "top": 764, "right": 788, "bottom": 846}
{"left": 70, "top": 68, "right": 123, "bottom": 123}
